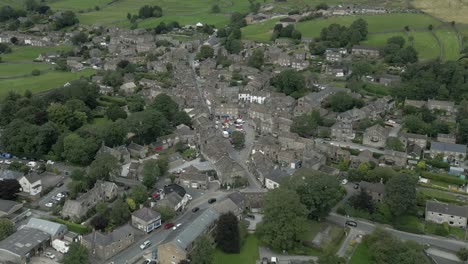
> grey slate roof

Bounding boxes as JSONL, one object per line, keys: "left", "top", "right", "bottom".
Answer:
{"left": 431, "top": 141, "right": 467, "bottom": 154}
{"left": 360, "top": 181, "right": 386, "bottom": 194}
{"left": 0, "top": 170, "right": 23, "bottom": 180}
{"left": 26, "top": 218, "right": 67, "bottom": 237}
{"left": 265, "top": 169, "right": 289, "bottom": 184}
{"left": 426, "top": 201, "right": 468, "bottom": 218}
{"left": 83, "top": 224, "right": 135, "bottom": 247}
{"left": 132, "top": 207, "right": 161, "bottom": 222}
{"left": 0, "top": 199, "right": 21, "bottom": 214}
{"left": 24, "top": 173, "right": 42, "bottom": 183}
{"left": 169, "top": 208, "right": 219, "bottom": 250}
{"left": 0, "top": 227, "right": 50, "bottom": 257}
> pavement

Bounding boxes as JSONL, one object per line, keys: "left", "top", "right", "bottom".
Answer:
{"left": 327, "top": 213, "right": 468, "bottom": 252}
{"left": 336, "top": 228, "right": 364, "bottom": 257}
{"left": 103, "top": 191, "right": 230, "bottom": 264}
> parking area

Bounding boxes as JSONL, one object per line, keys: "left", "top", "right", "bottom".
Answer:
{"left": 30, "top": 248, "right": 63, "bottom": 264}
{"left": 37, "top": 177, "right": 71, "bottom": 210}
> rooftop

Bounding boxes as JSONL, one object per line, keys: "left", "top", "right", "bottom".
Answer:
{"left": 426, "top": 201, "right": 468, "bottom": 218}
{"left": 431, "top": 141, "right": 467, "bottom": 154}
{"left": 26, "top": 218, "right": 67, "bottom": 237}
{"left": 132, "top": 207, "right": 161, "bottom": 222}
{"left": 0, "top": 227, "right": 50, "bottom": 257}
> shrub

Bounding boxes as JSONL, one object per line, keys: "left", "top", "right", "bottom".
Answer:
{"left": 31, "top": 69, "right": 41, "bottom": 76}
{"left": 421, "top": 171, "right": 465, "bottom": 185}
{"left": 52, "top": 218, "right": 91, "bottom": 234}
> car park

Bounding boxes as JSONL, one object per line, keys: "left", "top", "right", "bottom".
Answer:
{"left": 140, "top": 240, "right": 151, "bottom": 250}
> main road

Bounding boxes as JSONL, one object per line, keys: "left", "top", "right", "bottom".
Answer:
{"left": 327, "top": 212, "right": 468, "bottom": 252}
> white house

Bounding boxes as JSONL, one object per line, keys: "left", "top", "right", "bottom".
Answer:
{"left": 19, "top": 173, "right": 42, "bottom": 196}
{"left": 238, "top": 93, "right": 266, "bottom": 104}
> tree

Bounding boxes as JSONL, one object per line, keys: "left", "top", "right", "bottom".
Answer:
{"left": 191, "top": 235, "right": 214, "bottom": 264}
{"left": 0, "top": 219, "right": 14, "bottom": 240}
{"left": 88, "top": 153, "right": 119, "bottom": 182}
{"left": 196, "top": 45, "right": 214, "bottom": 61}
{"left": 231, "top": 131, "right": 245, "bottom": 149}
{"left": 131, "top": 185, "right": 148, "bottom": 205}
{"left": 0, "top": 179, "right": 21, "bottom": 200}
{"left": 211, "top": 4, "right": 220, "bottom": 13}
{"left": 349, "top": 190, "right": 375, "bottom": 213}
{"left": 386, "top": 137, "right": 405, "bottom": 151}
{"left": 458, "top": 119, "right": 468, "bottom": 144}
{"left": 90, "top": 214, "right": 108, "bottom": 231}
{"left": 257, "top": 188, "right": 308, "bottom": 250}
{"left": 325, "top": 92, "right": 364, "bottom": 112}
{"left": 457, "top": 248, "right": 468, "bottom": 261}
{"left": 150, "top": 93, "right": 179, "bottom": 121}
{"left": 428, "top": 24, "right": 433, "bottom": 30}
{"left": 270, "top": 69, "right": 306, "bottom": 98}
{"left": 142, "top": 159, "right": 161, "bottom": 189}
{"left": 349, "top": 18, "right": 368, "bottom": 40}
{"left": 63, "top": 242, "right": 89, "bottom": 264}
{"left": 106, "top": 105, "right": 127, "bottom": 121}
{"left": 110, "top": 199, "right": 131, "bottom": 225}
{"left": 385, "top": 174, "right": 417, "bottom": 216}
{"left": 283, "top": 170, "right": 343, "bottom": 219}
{"left": 158, "top": 206, "right": 176, "bottom": 221}
{"left": 63, "top": 133, "right": 98, "bottom": 165}
{"left": 55, "top": 11, "right": 79, "bottom": 29}
{"left": 316, "top": 3, "right": 329, "bottom": 10}
{"left": 216, "top": 212, "right": 240, "bottom": 253}
{"left": 351, "top": 61, "right": 373, "bottom": 80}
{"left": 127, "top": 95, "right": 145, "bottom": 112}
{"left": 230, "top": 12, "right": 246, "bottom": 29}
{"left": 248, "top": 49, "right": 264, "bottom": 69}
{"left": 387, "top": 36, "right": 406, "bottom": 48}
{"left": 71, "top": 32, "right": 88, "bottom": 45}
{"left": 290, "top": 111, "right": 323, "bottom": 138}
{"left": 318, "top": 252, "right": 345, "bottom": 264}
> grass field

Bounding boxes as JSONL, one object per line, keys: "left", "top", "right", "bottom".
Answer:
{"left": 1, "top": 45, "right": 72, "bottom": 62}
{"left": 241, "top": 18, "right": 280, "bottom": 42}
{"left": 409, "top": 31, "right": 440, "bottom": 60}
{"left": 434, "top": 29, "right": 461, "bottom": 60}
{"left": 0, "top": 63, "right": 52, "bottom": 78}
{"left": 361, "top": 32, "right": 408, "bottom": 46}
{"left": 349, "top": 243, "right": 371, "bottom": 264}
{"left": 0, "top": 69, "right": 94, "bottom": 98}
{"left": 214, "top": 235, "right": 259, "bottom": 264}
{"left": 412, "top": 0, "right": 468, "bottom": 24}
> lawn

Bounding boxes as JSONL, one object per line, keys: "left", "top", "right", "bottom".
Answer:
{"left": 242, "top": 18, "right": 280, "bottom": 42}
{"left": 409, "top": 31, "right": 440, "bottom": 60}
{"left": 1, "top": 45, "right": 73, "bottom": 62}
{"left": 48, "top": 0, "right": 112, "bottom": 11}
{"left": 349, "top": 243, "right": 372, "bottom": 264}
{"left": 214, "top": 235, "right": 259, "bottom": 264}
{"left": 0, "top": 69, "right": 95, "bottom": 98}
{"left": 361, "top": 32, "right": 408, "bottom": 47}
{"left": 0, "top": 63, "right": 52, "bottom": 78}
{"left": 300, "top": 220, "right": 324, "bottom": 242}
{"left": 434, "top": 29, "right": 461, "bottom": 60}
{"left": 360, "top": 83, "right": 391, "bottom": 96}
{"left": 66, "top": 0, "right": 251, "bottom": 28}
{"left": 412, "top": 0, "right": 468, "bottom": 24}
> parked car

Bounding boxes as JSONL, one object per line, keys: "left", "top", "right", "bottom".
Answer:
{"left": 140, "top": 240, "right": 151, "bottom": 250}
{"left": 44, "top": 252, "right": 55, "bottom": 259}
{"left": 56, "top": 192, "right": 65, "bottom": 198}
{"left": 56, "top": 182, "right": 64, "bottom": 187}
{"left": 208, "top": 198, "right": 217, "bottom": 204}
{"left": 173, "top": 223, "right": 182, "bottom": 230}
{"left": 353, "top": 183, "right": 359, "bottom": 189}
{"left": 246, "top": 214, "right": 255, "bottom": 220}
{"left": 164, "top": 223, "right": 174, "bottom": 229}
{"left": 345, "top": 221, "right": 358, "bottom": 227}
{"left": 341, "top": 179, "right": 348, "bottom": 185}
{"left": 45, "top": 202, "right": 53, "bottom": 208}
{"left": 192, "top": 207, "right": 199, "bottom": 213}
{"left": 4, "top": 160, "right": 12, "bottom": 165}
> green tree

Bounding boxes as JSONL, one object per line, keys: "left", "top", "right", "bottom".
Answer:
{"left": 0, "top": 179, "right": 21, "bottom": 200}
{"left": 270, "top": 69, "right": 306, "bottom": 98}
{"left": 62, "top": 133, "right": 98, "bottom": 165}
{"left": 71, "top": 32, "right": 88, "bottom": 45}
{"left": 326, "top": 92, "right": 364, "bottom": 112}
{"left": 457, "top": 248, "right": 468, "bottom": 261}
{"left": 248, "top": 49, "right": 264, "bottom": 69}
{"left": 106, "top": 105, "right": 127, "bottom": 121}
{"left": 457, "top": 119, "right": 468, "bottom": 144}
{"left": 318, "top": 252, "right": 345, "bottom": 264}
{"left": 386, "top": 137, "right": 405, "bottom": 152}
{"left": 142, "top": 159, "right": 161, "bottom": 189}
{"left": 290, "top": 111, "right": 323, "bottom": 138}
{"left": 88, "top": 153, "right": 119, "bottom": 182}
{"left": 283, "top": 169, "right": 343, "bottom": 219}
{"left": 158, "top": 206, "right": 176, "bottom": 222}
{"left": 349, "top": 190, "right": 375, "bottom": 213}
{"left": 127, "top": 95, "right": 145, "bottom": 112}
{"left": 215, "top": 212, "right": 240, "bottom": 253}
{"left": 191, "top": 235, "right": 214, "bottom": 264}
{"left": 196, "top": 45, "right": 215, "bottom": 61}
{"left": 211, "top": 4, "right": 220, "bottom": 13}
{"left": 385, "top": 174, "right": 417, "bottom": 216}
{"left": 351, "top": 61, "right": 373, "bottom": 80}
{"left": 110, "top": 199, "right": 131, "bottom": 225}
{"left": 55, "top": 11, "right": 79, "bottom": 29}
{"left": 131, "top": 185, "right": 148, "bottom": 205}
{"left": 257, "top": 188, "right": 308, "bottom": 250}
{"left": 63, "top": 242, "right": 89, "bottom": 264}
{"left": 0, "top": 219, "right": 15, "bottom": 240}
{"left": 231, "top": 131, "right": 245, "bottom": 149}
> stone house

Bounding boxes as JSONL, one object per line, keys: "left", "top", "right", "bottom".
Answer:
{"left": 325, "top": 48, "right": 346, "bottom": 62}
{"left": 377, "top": 74, "right": 401, "bottom": 86}
{"left": 82, "top": 224, "right": 136, "bottom": 260}
{"left": 331, "top": 121, "right": 354, "bottom": 141}
{"left": 214, "top": 103, "right": 239, "bottom": 118}
{"left": 325, "top": 65, "right": 346, "bottom": 77}
{"left": 157, "top": 208, "right": 219, "bottom": 264}
{"left": 127, "top": 143, "right": 147, "bottom": 159}
{"left": 427, "top": 100, "right": 456, "bottom": 115}
{"left": 404, "top": 99, "right": 426, "bottom": 108}
{"left": 19, "top": 173, "right": 42, "bottom": 196}
{"left": 336, "top": 108, "right": 367, "bottom": 124}
{"left": 359, "top": 181, "right": 385, "bottom": 202}
{"left": 351, "top": 45, "right": 380, "bottom": 57}
{"left": 214, "top": 157, "right": 246, "bottom": 184}
{"left": 350, "top": 150, "right": 376, "bottom": 168}
{"left": 399, "top": 132, "right": 428, "bottom": 149}
{"left": 380, "top": 150, "right": 407, "bottom": 167}
{"left": 119, "top": 82, "right": 137, "bottom": 95}
{"left": 425, "top": 201, "right": 468, "bottom": 228}
{"left": 131, "top": 207, "right": 161, "bottom": 233}
{"left": 437, "top": 134, "right": 457, "bottom": 144}
{"left": 178, "top": 166, "right": 209, "bottom": 190}
{"left": 363, "top": 125, "right": 389, "bottom": 148}
{"left": 264, "top": 169, "right": 290, "bottom": 190}
{"left": 430, "top": 141, "right": 467, "bottom": 164}
{"left": 61, "top": 181, "right": 118, "bottom": 221}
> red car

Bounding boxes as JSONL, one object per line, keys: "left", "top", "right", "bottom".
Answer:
{"left": 164, "top": 223, "right": 175, "bottom": 229}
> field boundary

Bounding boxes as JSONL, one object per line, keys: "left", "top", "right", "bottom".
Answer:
{"left": 430, "top": 30, "right": 444, "bottom": 60}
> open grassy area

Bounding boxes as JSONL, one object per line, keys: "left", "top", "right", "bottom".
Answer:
{"left": 214, "top": 235, "right": 259, "bottom": 264}
{"left": 434, "top": 28, "right": 461, "bottom": 60}
{"left": 409, "top": 31, "right": 440, "bottom": 60}
{"left": 349, "top": 243, "right": 371, "bottom": 264}
{"left": 361, "top": 32, "right": 408, "bottom": 46}
{"left": 0, "top": 69, "right": 94, "bottom": 98}
{"left": 300, "top": 220, "right": 324, "bottom": 242}
{"left": 1, "top": 45, "right": 72, "bottom": 62}
{"left": 412, "top": 0, "right": 468, "bottom": 24}
{"left": 242, "top": 18, "right": 280, "bottom": 42}
{"left": 0, "top": 63, "right": 52, "bottom": 78}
